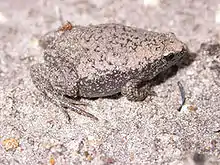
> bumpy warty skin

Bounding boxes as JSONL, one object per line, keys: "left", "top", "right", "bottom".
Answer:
{"left": 32, "top": 23, "right": 187, "bottom": 98}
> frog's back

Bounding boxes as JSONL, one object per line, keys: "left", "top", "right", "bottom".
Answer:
{"left": 45, "top": 24, "right": 167, "bottom": 74}
{"left": 44, "top": 23, "right": 185, "bottom": 79}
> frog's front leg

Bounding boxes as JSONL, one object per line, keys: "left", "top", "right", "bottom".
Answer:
{"left": 121, "top": 79, "right": 153, "bottom": 101}
{"left": 30, "top": 63, "right": 98, "bottom": 121}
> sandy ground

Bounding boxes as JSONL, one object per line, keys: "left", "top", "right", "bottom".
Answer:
{"left": 0, "top": 0, "right": 220, "bottom": 164}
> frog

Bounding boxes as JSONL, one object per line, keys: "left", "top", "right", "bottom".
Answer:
{"left": 30, "top": 22, "right": 187, "bottom": 121}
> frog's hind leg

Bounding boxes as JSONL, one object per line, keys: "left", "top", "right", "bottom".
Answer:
{"left": 43, "top": 91, "right": 98, "bottom": 121}
{"left": 30, "top": 63, "right": 98, "bottom": 121}
{"left": 121, "top": 79, "right": 154, "bottom": 101}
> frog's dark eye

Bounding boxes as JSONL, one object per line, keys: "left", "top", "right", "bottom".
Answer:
{"left": 165, "top": 53, "right": 175, "bottom": 61}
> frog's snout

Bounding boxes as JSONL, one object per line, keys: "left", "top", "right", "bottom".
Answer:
{"left": 182, "top": 43, "right": 188, "bottom": 54}
{"left": 178, "top": 43, "right": 188, "bottom": 60}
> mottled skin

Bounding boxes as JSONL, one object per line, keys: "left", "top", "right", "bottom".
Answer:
{"left": 30, "top": 23, "right": 187, "bottom": 120}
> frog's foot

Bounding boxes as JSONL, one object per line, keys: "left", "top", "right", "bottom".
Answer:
{"left": 43, "top": 91, "right": 98, "bottom": 121}
{"left": 121, "top": 79, "right": 153, "bottom": 101}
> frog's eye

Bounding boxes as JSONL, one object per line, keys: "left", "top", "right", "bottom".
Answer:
{"left": 165, "top": 53, "right": 175, "bottom": 61}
